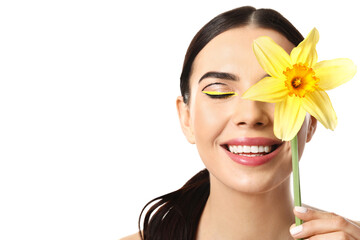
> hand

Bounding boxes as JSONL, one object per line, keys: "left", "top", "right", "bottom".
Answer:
{"left": 289, "top": 206, "right": 360, "bottom": 240}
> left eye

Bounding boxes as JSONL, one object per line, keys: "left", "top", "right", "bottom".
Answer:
{"left": 202, "top": 91, "right": 238, "bottom": 98}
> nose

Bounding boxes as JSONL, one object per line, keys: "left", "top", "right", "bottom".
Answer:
{"left": 232, "top": 99, "right": 271, "bottom": 128}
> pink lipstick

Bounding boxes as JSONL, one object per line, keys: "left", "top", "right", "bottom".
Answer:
{"left": 221, "top": 137, "right": 283, "bottom": 166}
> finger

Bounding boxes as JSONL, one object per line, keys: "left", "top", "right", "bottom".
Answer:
{"left": 293, "top": 206, "right": 331, "bottom": 221}
{"left": 290, "top": 218, "right": 360, "bottom": 239}
{"left": 304, "top": 231, "right": 356, "bottom": 240}
{"left": 292, "top": 206, "right": 360, "bottom": 238}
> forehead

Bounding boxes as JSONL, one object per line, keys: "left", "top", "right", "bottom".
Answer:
{"left": 191, "top": 26, "right": 295, "bottom": 82}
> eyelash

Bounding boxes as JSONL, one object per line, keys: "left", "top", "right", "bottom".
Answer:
{"left": 202, "top": 91, "right": 238, "bottom": 99}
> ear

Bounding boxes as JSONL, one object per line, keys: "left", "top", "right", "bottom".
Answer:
{"left": 306, "top": 115, "right": 317, "bottom": 142}
{"left": 176, "top": 96, "right": 195, "bottom": 144}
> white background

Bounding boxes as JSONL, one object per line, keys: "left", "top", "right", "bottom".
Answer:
{"left": 0, "top": 0, "right": 359, "bottom": 239}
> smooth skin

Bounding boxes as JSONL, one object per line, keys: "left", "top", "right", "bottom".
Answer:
{"left": 121, "top": 27, "right": 360, "bottom": 240}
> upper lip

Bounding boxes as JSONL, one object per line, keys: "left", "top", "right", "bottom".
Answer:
{"left": 221, "top": 137, "right": 283, "bottom": 147}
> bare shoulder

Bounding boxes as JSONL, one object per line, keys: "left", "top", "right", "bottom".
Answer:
{"left": 119, "top": 232, "right": 142, "bottom": 240}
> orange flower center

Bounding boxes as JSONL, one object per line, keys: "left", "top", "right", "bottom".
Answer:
{"left": 283, "top": 63, "right": 319, "bottom": 97}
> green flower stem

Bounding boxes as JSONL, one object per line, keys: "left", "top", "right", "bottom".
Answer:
{"left": 291, "top": 135, "right": 303, "bottom": 240}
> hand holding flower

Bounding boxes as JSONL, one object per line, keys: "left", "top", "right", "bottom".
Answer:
{"left": 290, "top": 206, "right": 360, "bottom": 240}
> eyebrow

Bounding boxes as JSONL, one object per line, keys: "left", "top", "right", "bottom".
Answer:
{"left": 198, "top": 71, "right": 238, "bottom": 84}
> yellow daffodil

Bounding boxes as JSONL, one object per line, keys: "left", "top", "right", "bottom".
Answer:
{"left": 242, "top": 28, "right": 356, "bottom": 141}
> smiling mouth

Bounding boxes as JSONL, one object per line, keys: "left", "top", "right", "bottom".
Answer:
{"left": 222, "top": 144, "right": 281, "bottom": 157}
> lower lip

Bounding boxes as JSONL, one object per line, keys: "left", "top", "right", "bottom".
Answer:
{"left": 223, "top": 144, "right": 283, "bottom": 166}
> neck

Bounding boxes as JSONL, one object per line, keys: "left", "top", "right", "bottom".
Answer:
{"left": 197, "top": 173, "right": 294, "bottom": 240}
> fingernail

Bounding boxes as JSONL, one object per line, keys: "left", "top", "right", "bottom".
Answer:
{"left": 290, "top": 225, "right": 303, "bottom": 235}
{"left": 295, "top": 206, "right": 308, "bottom": 213}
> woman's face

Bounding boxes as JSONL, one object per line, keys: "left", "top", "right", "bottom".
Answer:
{"left": 177, "top": 26, "right": 316, "bottom": 193}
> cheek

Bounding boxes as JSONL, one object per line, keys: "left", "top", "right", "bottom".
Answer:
{"left": 192, "top": 101, "right": 228, "bottom": 144}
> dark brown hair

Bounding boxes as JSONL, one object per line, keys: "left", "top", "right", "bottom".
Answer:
{"left": 139, "top": 6, "right": 304, "bottom": 240}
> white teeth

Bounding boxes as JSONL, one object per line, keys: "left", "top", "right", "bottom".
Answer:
{"left": 264, "top": 146, "right": 270, "bottom": 153}
{"left": 258, "top": 146, "right": 264, "bottom": 152}
{"left": 243, "top": 146, "right": 251, "bottom": 153}
{"left": 250, "top": 146, "right": 258, "bottom": 153}
{"left": 228, "top": 145, "right": 274, "bottom": 154}
{"left": 229, "top": 145, "right": 235, "bottom": 153}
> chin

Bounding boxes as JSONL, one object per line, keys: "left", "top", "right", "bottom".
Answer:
{"left": 231, "top": 176, "right": 290, "bottom": 194}
{"left": 225, "top": 169, "right": 288, "bottom": 193}
{"left": 208, "top": 162, "right": 292, "bottom": 195}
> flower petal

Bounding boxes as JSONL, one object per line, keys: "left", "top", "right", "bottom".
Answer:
{"left": 290, "top": 28, "right": 319, "bottom": 67}
{"left": 253, "top": 36, "right": 292, "bottom": 79}
{"left": 274, "top": 96, "right": 307, "bottom": 141}
{"left": 302, "top": 90, "right": 337, "bottom": 130}
{"left": 314, "top": 58, "right": 357, "bottom": 90}
{"left": 242, "top": 77, "right": 288, "bottom": 103}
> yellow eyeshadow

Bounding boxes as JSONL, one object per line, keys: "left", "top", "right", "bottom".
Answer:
{"left": 202, "top": 91, "right": 238, "bottom": 96}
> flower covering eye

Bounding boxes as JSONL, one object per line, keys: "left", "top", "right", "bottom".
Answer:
{"left": 242, "top": 28, "right": 356, "bottom": 141}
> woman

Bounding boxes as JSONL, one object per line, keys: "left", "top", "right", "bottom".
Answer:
{"left": 122, "top": 6, "right": 360, "bottom": 240}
